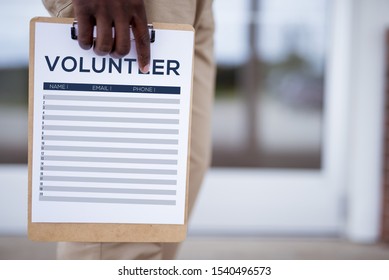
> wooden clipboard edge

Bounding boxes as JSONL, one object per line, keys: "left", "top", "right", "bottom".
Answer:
{"left": 29, "top": 223, "right": 187, "bottom": 243}
{"left": 153, "top": 22, "right": 194, "bottom": 32}
{"left": 27, "top": 18, "right": 35, "bottom": 242}
{"left": 27, "top": 17, "right": 194, "bottom": 243}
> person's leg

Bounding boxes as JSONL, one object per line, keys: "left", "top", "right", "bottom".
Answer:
{"left": 42, "top": 0, "right": 215, "bottom": 260}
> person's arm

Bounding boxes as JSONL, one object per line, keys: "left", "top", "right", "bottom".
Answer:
{"left": 72, "top": 0, "right": 150, "bottom": 73}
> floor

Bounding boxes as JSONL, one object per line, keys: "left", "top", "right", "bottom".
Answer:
{"left": 1, "top": 236, "right": 389, "bottom": 260}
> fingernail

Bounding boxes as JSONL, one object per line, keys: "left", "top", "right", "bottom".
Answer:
{"left": 141, "top": 64, "right": 150, "bottom": 74}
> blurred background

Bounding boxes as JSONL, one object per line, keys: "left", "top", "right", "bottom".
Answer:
{"left": 1, "top": 0, "right": 389, "bottom": 259}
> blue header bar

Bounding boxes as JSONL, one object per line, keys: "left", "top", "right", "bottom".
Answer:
{"left": 43, "top": 82, "right": 181, "bottom": 95}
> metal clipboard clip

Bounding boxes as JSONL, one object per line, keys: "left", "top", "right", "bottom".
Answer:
{"left": 70, "top": 21, "right": 156, "bottom": 43}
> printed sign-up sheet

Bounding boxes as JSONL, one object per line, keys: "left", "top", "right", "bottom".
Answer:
{"left": 30, "top": 20, "right": 194, "bottom": 225}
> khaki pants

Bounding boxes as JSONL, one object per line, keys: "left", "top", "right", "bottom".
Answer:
{"left": 41, "top": 0, "right": 215, "bottom": 259}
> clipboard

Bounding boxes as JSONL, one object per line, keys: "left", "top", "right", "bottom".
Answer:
{"left": 28, "top": 17, "right": 194, "bottom": 242}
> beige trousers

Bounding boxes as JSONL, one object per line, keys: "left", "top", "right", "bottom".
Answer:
{"left": 41, "top": 0, "right": 215, "bottom": 259}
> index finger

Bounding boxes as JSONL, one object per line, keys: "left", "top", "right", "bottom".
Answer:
{"left": 131, "top": 14, "right": 150, "bottom": 73}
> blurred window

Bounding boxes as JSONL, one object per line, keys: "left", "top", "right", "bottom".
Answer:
{"left": 212, "top": 0, "right": 330, "bottom": 169}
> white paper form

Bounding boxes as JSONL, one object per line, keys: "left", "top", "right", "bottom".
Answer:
{"left": 31, "top": 21, "right": 194, "bottom": 224}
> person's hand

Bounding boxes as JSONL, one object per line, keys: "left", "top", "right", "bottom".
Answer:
{"left": 72, "top": 0, "right": 150, "bottom": 73}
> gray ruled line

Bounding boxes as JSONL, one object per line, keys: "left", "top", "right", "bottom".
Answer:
{"left": 43, "top": 145, "right": 178, "bottom": 155}
{"left": 43, "top": 115, "right": 179, "bottom": 124}
{"left": 44, "top": 94, "right": 180, "bottom": 104}
{"left": 41, "top": 176, "right": 176, "bottom": 185}
{"left": 44, "top": 105, "right": 179, "bottom": 114}
{"left": 42, "top": 135, "right": 178, "bottom": 145}
{"left": 42, "top": 125, "right": 179, "bottom": 135}
{"left": 39, "top": 196, "right": 176, "bottom": 205}
{"left": 42, "top": 186, "right": 176, "bottom": 196}
{"left": 42, "top": 165, "right": 177, "bottom": 175}
{"left": 42, "top": 155, "right": 177, "bottom": 165}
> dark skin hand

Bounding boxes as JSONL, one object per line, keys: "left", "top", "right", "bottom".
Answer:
{"left": 72, "top": 0, "right": 150, "bottom": 73}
